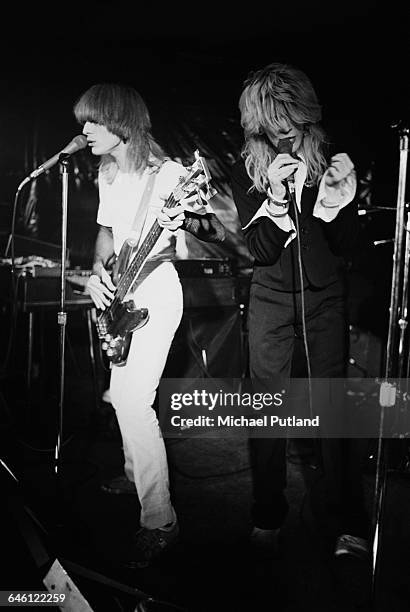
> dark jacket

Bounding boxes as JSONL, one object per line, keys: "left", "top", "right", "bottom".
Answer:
{"left": 230, "top": 159, "right": 359, "bottom": 291}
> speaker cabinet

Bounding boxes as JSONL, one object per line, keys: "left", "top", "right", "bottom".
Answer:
{"left": 163, "top": 305, "right": 245, "bottom": 379}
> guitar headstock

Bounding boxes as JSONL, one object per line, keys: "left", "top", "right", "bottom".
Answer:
{"left": 172, "top": 150, "right": 217, "bottom": 203}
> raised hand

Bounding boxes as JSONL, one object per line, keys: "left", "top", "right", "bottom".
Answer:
{"left": 325, "top": 153, "right": 355, "bottom": 188}
{"left": 267, "top": 153, "right": 300, "bottom": 199}
{"left": 157, "top": 205, "right": 186, "bottom": 231}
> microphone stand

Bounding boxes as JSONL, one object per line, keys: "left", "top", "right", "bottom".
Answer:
{"left": 5, "top": 153, "right": 156, "bottom": 610}
{"left": 371, "top": 123, "right": 409, "bottom": 601}
{"left": 55, "top": 154, "right": 70, "bottom": 481}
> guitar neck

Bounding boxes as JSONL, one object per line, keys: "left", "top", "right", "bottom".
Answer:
{"left": 116, "top": 221, "right": 162, "bottom": 300}
{"left": 115, "top": 194, "right": 178, "bottom": 300}
{"left": 109, "top": 152, "right": 210, "bottom": 302}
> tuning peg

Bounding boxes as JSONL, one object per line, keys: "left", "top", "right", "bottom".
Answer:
{"left": 102, "top": 342, "right": 108, "bottom": 350}
{"left": 105, "top": 333, "right": 112, "bottom": 342}
{"left": 109, "top": 339, "right": 117, "bottom": 347}
{"left": 106, "top": 348, "right": 114, "bottom": 357}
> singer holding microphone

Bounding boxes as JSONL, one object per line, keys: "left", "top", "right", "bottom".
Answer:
{"left": 230, "top": 63, "right": 369, "bottom": 560}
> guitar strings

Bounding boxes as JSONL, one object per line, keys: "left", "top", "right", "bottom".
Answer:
{"left": 114, "top": 191, "right": 179, "bottom": 300}
{"left": 100, "top": 190, "right": 181, "bottom": 325}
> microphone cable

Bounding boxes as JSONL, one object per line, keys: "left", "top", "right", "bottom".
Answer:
{"left": 288, "top": 184, "right": 314, "bottom": 420}
{"left": 277, "top": 138, "right": 313, "bottom": 418}
{"left": 1, "top": 183, "right": 28, "bottom": 377}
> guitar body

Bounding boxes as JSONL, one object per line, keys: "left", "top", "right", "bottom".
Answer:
{"left": 97, "top": 238, "right": 149, "bottom": 367}
{"left": 97, "top": 300, "right": 149, "bottom": 367}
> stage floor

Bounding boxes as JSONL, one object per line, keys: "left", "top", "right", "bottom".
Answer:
{"left": 2, "top": 391, "right": 408, "bottom": 612}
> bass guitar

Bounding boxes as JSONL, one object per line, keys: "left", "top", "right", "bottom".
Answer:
{"left": 96, "top": 151, "right": 215, "bottom": 367}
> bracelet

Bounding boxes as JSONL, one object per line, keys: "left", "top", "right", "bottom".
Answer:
{"left": 269, "top": 197, "right": 289, "bottom": 207}
{"left": 267, "top": 186, "right": 288, "bottom": 204}
{"left": 266, "top": 198, "right": 289, "bottom": 217}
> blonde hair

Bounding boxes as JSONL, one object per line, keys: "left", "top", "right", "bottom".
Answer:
{"left": 73, "top": 83, "right": 165, "bottom": 180}
{"left": 239, "top": 63, "right": 328, "bottom": 192}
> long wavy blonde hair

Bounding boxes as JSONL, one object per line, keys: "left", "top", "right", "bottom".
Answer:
{"left": 239, "top": 63, "right": 328, "bottom": 192}
{"left": 73, "top": 83, "right": 165, "bottom": 181}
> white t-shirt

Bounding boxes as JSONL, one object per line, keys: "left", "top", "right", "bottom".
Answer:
{"left": 97, "top": 160, "right": 187, "bottom": 258}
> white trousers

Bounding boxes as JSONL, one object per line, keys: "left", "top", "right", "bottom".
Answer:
{"left": 109, "top": 262, "right": 183, "bottom": 529}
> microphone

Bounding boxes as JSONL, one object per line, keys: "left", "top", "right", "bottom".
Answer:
{"left": 27, "top": 135, "right": 88, "bottom": 180}
{"left": 278, "top": 137, "right": 297, "bottom": 195}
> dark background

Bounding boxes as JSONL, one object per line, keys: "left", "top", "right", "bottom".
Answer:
{"left": 1, "top": 3, "right": 408, "bottom": 198}
{"left": 1, "top": 4, "right": 408, "bottom": 154}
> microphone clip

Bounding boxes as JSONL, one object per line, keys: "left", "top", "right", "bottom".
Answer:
{"left": 58, "top": 152, "right": 71, "bottom": 165}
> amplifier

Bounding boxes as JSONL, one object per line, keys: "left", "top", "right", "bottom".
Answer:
{"left": 0, "top": 267, "right": 93, "bottom": 310}
{"left": 174, "top": 258, "right": 234, "bottom": 278}
{"left": 180, "top": 277, "right": 237, "bottom": 308}
{"left": 4, "top": 233, "right": 69, "bottom": 262}
{"left": 0, "top": 266, "right": 243, "bottom": 310}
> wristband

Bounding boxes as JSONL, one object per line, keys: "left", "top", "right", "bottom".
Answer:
{"left": 266, "top": 189, "right": 290, "bottom": 216}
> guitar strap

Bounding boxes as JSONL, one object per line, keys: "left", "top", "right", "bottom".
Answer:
{"left": 130, "top": 165, "right": 161, "bottom": 248}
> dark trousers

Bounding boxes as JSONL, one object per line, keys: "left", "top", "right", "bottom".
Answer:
{"left": 248, "top": 280, "right": 369, "bottom": 536}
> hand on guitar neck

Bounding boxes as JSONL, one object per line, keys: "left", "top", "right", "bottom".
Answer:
{"left": 157, "top": 191, "right": 210, "bottom": 232}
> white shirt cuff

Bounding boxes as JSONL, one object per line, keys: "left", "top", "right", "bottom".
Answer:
{"left": 242, "top": 198, "right": 296, "bottom": 248}
{"left": 313, "top": 170, "right": 357, "bottom": 222}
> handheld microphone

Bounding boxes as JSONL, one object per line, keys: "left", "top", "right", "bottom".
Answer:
{"left": 278, "top": 137, "right": 297, "bottom": 194}
{"left": 27, "top": 135, "right": 88, "bottom": 180}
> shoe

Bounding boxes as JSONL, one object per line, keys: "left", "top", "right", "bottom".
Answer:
{"left": 126, "top": 522, "right": 179, "bottom": 568}
{"left": 249, "top": 527, "right": 280, "bottom": 556}
{"left": 334, "top": 534, "right": 369, "bottom": 560}
{"left": 101, "top": 475, "right": 137, "bottom": 495}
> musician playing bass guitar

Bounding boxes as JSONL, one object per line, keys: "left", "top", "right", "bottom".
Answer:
{"left": 74, "top": 83, "right": 225, "bottom": 568}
